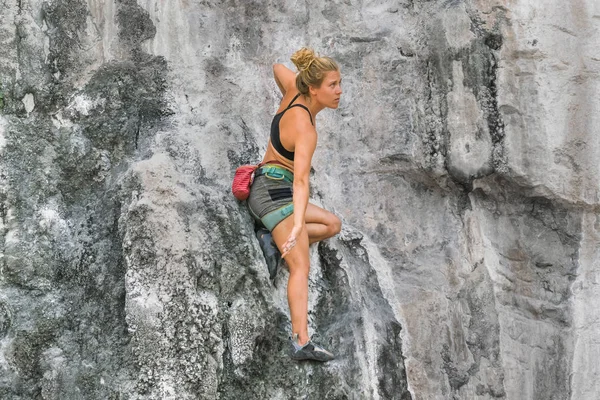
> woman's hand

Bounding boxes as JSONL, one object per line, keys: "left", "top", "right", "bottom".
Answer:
{"left": 281, "top": 224, "right": 303, "bottom": 258}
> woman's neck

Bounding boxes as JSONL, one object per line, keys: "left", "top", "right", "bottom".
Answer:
{"left": 303, "top": 94, "right": 326, "bottom": 118}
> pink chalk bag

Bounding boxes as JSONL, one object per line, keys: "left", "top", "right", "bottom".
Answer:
{"left": 231, "top": 160, "right": 287, "bottom": 201}
{"left": 231, "top": 164, "right": 258, "bottom": 201}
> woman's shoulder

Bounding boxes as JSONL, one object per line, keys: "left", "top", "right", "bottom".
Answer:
{"left": 280, "top": 105, "right": 315, "bottom": 134}
{"left": 276, "top": 90, "right": 301, "bottom": 114}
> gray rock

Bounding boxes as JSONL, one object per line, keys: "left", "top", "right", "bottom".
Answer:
{"left": 0, "top": 0, "right": 598, "bottom": 399}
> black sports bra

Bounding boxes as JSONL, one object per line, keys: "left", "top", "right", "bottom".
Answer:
{"left": 270, "top": 93, "right": 314, "bottom": 161}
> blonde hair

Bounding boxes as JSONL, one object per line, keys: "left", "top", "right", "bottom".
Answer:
{"left": 290, "top": 47, "right": 339, "bottom": 96}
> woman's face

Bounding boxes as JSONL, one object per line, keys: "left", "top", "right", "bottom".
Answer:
{"left": 311, "top": 70, "right": 343, "bottom": 109}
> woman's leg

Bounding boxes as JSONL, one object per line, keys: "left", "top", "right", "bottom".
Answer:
{"left": 269, "top": 203, "right": 341, "bottom": 345}
{"left": 304, "top": 203, "right": 342, "bottom": 244}
{"left": 271, "top": 214, "right": 311, "bottom": 345}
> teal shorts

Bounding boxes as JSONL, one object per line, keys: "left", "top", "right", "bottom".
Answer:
{"left": 247, "top": 166, "right": 294, "bottom": 231}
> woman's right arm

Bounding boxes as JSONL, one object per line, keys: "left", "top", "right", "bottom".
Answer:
{"left": 280, "top": 116, "right": 317, "bottom": 256}
{"left": 273, "top": 64, "right": 296, "bottom": 96}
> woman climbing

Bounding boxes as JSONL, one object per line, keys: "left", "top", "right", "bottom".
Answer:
{"left": 247, "top": 47, "right": 343, "bottom": 362}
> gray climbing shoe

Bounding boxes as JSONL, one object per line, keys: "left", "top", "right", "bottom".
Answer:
{"left": 290, "top": 334, "right": 335, "bottom": 362}
{"left": 256, "top": 228, "right": 280, "bottom": 281}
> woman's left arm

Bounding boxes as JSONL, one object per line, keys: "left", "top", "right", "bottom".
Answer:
{"left": 273, "top": 64, "right": 296, "bottom": 96}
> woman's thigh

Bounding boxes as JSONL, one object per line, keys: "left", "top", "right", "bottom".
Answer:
{"left": 305, "top": 203, "right": 340, "bottom": 227}
{"left": 271, "top": 213, "right": 310, "bottom": 270}
{"left": 269, "top": 202, "right": 340, "bottom": 253}
{"left": 270, "top": 202, "right": 337, "bottom": 233}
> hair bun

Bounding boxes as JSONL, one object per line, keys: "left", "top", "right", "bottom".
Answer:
{"left": 290, "top": 47, "right": 339, "bottom": 96}
{"left": 291, "top": 47, "right": 317, "bottom": 72}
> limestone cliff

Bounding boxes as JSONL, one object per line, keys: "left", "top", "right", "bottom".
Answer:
{"left": 0, "top": 0, "right": 598, "bottom": 399}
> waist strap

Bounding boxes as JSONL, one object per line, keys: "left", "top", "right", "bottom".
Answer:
{"left": 255, "top": 165, "right": 294, "bottom": 183}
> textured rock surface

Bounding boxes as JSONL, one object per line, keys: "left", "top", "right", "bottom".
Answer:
{"left": 0, "top": 0, "right": 598, "bottom": 399}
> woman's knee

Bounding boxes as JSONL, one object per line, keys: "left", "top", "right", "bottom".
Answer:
{"left": 329, "top": 215, "right": 342, "bottom": 237}
{"left": 285, "top": 255, "right": 310, "bottom": 278}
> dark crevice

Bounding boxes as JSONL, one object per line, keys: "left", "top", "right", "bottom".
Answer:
{"left": 318, "top": 240, "right": 413, "bottom": 399}
{"left": 422, "top": 57, "right": 449, "bottom": 167}
{"left": 11, "top": 20, "right": 23, "bottom": 116}
{"left": 399, "top": 47, "right": 415, "bottom": 57}
{"left": 135, "top": 111, "right": 141, "bottom": 149}
{"left": 0, "top": 188, "right": 6, "bottom": 282}
{"left": 218, "top": 310, "right": 233, "bottom": 394}
{"left": 466, "top": 12, "right": 506, "bottom": 172}
{"left": 421, "top": 6, "right": 507, "bottom": 186}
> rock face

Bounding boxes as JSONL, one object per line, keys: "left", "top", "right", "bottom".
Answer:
{"left": 0, "top": 0, "right": 598, "bottom": 399}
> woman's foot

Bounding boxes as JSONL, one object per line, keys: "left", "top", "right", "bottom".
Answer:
{"left": 289, "top": 333, "right": 335, "bottom": 362}
{"left": 256, "top": 228, "right": 281, "bottom": 281}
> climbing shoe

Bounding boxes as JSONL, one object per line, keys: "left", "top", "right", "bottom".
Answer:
{"left": 256, "top": 228, "right": 281, "bottom": 281}
{"left": 290, "top": 334, "right": 335, "bottom": 362}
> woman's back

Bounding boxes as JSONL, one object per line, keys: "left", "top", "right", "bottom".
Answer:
{"left": 262, "top": 91, "right": 314, "bottom": 172}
